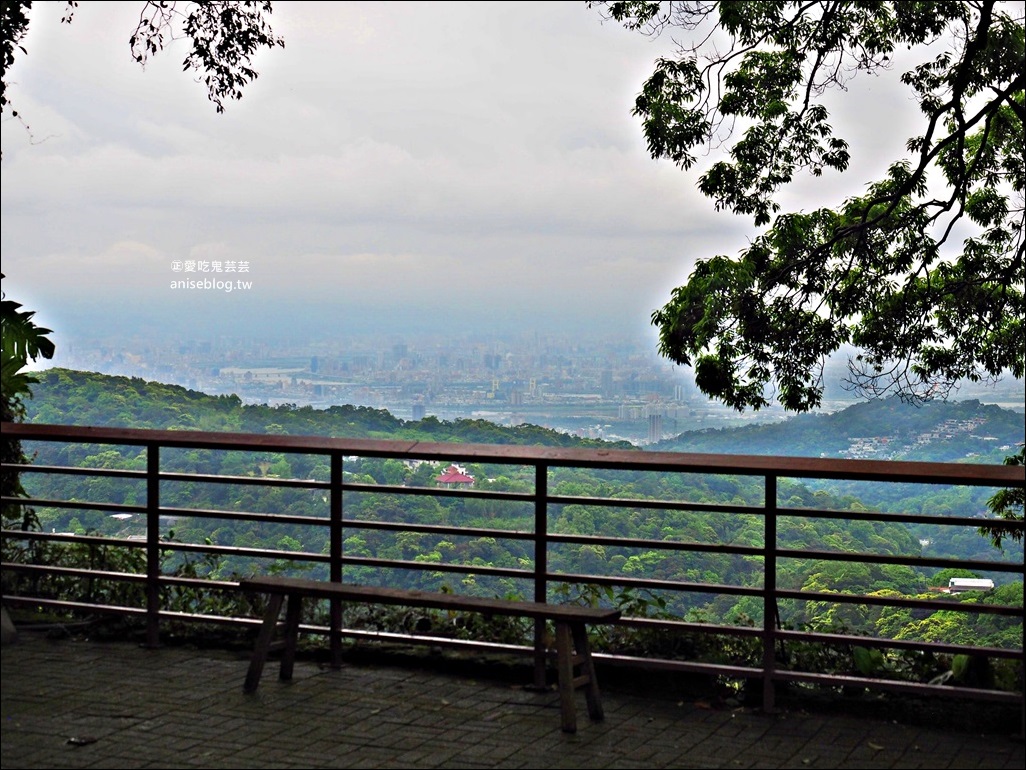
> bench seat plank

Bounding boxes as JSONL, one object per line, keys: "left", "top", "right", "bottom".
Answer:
{"left": 240, "top": 576, "right": 620, "bottom": 732}
{"left": 240, "top": 576, "right": 620, "bottom": 622}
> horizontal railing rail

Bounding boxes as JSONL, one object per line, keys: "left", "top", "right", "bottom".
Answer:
{"left": 2, "top": 421, "right": 1024, "bottom": 723}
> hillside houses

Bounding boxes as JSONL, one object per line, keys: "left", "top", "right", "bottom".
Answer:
{"left": 840, "top": 416, "right": 1003, "bottom": 460}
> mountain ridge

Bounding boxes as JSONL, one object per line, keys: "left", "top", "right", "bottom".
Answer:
{"left": 657, "top": 397, "right": 1022, "bottom": 464}
{"left": 20, "top": 368, "right": 1024, "bottom": 465}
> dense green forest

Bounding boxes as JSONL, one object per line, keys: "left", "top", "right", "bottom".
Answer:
{"left": 663, "top": 397, "right": 1025, "bottom": 564}
{"left": 660, "top": 397, "right": 1023, "bottom": 463}
{"left": 7, "top": 368, "right": 1023, "bottom": 662}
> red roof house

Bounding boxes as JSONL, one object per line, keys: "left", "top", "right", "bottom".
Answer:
{"left": 435, "top": 464, "right": 474, "bottom": 487}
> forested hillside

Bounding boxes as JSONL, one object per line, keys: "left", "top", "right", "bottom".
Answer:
{"left": 12, "top": 368, "right": 1023, "bottom": 656}
{"left": 660, "top": 397, "right": 1022, "bottom": 463}
{"left": 661, "top": 397, "right": 1025, "bottom": 564}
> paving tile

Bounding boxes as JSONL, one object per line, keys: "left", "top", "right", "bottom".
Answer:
{"left": 3, "top": 633, "right": 1023, "bottom": 770}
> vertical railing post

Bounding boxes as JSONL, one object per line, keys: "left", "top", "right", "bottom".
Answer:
{"left": 762, "top": 474, "right": 778, "bottom": 712}
{"left": 1019, "top": 557, "right": 1025, "bottom": 741}
{"left": 329, "top": 450, "right": 344, "bottom": 668}
{"left": 533, "top": 461, "right": 549, "bottom": 688}
{"left": 145, "top": 442, "right": 161, "bottom": 649}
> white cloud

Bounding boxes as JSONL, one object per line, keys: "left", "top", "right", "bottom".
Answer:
{"left": 0, "top": 0, "right": 936, "bottom": 346}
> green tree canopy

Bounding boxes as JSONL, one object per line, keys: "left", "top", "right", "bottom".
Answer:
{"left": 1, "top": 273, "right": 54, "bottom": 415}
{"left": 596, "top": 1, "right": 1024, "bottom": 412}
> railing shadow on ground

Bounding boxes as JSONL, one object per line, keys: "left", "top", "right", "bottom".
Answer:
{"left": 1, "top": 421, "right": 1023, "bottom": 735}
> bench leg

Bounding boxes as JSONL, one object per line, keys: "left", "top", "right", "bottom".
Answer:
{"left": 244, "top": 593, "right": 285, "bottom": 693}
{"left": 555, "top": 621, "right": 578, "bottom": 733}
{"left": 571, "top": 622, "right": 604, "bottom": 721}
{"left": 553, "top": 621, "right": 606, "bottom": 732}
{"left": 279, "top": 593, "right": 304, "bottom": 682}
{"left": 532, "top": 618, "right": 548, "bottom": 690}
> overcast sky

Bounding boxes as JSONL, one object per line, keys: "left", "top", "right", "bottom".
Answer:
{"left": 2, "top": 1, "right": 928, "bottom": 348}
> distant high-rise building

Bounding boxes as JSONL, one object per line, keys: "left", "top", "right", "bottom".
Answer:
{"left": 601, "top": 368, "right": 614, "bottom": 399}
{"left": 648, "top": 413, "right": 663, "bottom": 444}
{"left": 412, "top": 403, "right": 426, "bottom": 421}
{"left": 310, "top": 356, "right": 319, "bottom": 373}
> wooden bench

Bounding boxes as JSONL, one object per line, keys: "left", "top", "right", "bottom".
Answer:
{"left": 239, "top": 576, "right": 621, "bottom": 732}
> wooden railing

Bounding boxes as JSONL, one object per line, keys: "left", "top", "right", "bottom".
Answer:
{"left": 2, "top": 422, "right": 1023, "bottom": 721}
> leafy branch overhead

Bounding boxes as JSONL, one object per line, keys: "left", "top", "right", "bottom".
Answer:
{"left": 596, "top": 1, "right": 1024, "bottom": 412}
{"left": 2, "top": 1, "right": 284, "bottom": 121}
{"left": 127, "top": 0, "right": 285, "bottom": 113}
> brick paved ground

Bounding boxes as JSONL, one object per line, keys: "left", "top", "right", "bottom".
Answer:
{"left": 2, "top": 631, "right": 1023, "bottom": 769}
